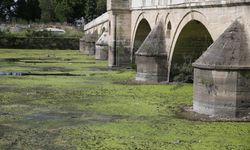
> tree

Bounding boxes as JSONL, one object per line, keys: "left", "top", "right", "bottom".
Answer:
{"left": 54, "top": 0, "right": 85, "bottom": 23}
{"left": 0, "top": 0, "right": 107, "bottom": 23}
{"left": 96, "top": 0, "right": 106, "bottom": 16}
{"left": 26, "top": 0, "right": 41, "bottom": 21}
{"left": 15, "top": 0, "right": 28, "bottom": 21}
{"left": 41, "top": 0, "right": 86, "bottom": 23}
{"left": 67, "top": 0, "right": 86, "bottom": 23}
{"left": 39, "top": 0, "right": 56, "bottom": 22}
{"left": 0, "top": 0, "right": 15, "bottom": 22}
{"left": 84, "top": 0, "right": 97, "bottom": 23}
{"left": 84, "top": 0, "right": 106, "bottom": 23}
{"left": 55, "top": 1, "right": 70, "bottom": 22}
{"left": 15, "top": 0, "right": 41, "bottom": 22}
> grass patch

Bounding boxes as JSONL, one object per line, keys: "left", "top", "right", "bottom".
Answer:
{"left": 0, "top": 49, "right": 249, "bottom": 149}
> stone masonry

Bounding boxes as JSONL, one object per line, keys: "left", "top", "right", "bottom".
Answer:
{"left": 193, "top": 20, "right": 250, "bottom": 118}
{"left": 83, "top": 0, "right": 250, "bottom": 81}
{"left": 82, "top": 0, "right": 250, "bottom": 118}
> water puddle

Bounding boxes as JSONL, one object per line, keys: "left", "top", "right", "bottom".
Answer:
{"left": 24, "top": 61, "right": 96, "bottom": 64}
{"left": 24, "top": 112, "right": 125, "bottom": 124}
{"left": 25, "top": 112, "right": 80, "bottom": 120}
{"left": 0, "top": 72, "right": 23, "bottom": 76}
{"left": 0, "top": 112, "right": 13, "bottom": 116}
{"left": 0, "top": 57, "right": 70, "bottom": 62}
{"left": 87, "top": 67, "right": 110, "bottom": 71}
{"left": 39, "top": 67, "right": 74, "bottom": 72}
{"left": 87, "top": 114, "right": 124, "bottom": 123}
{"left": 0, "top": 72, "right": 106, "bottom": 77}
{"left": 0, "top": 57, "right": 96, "bottom": 64}
{"left": 0, "top": 58, "right": 21, "bottom": 62}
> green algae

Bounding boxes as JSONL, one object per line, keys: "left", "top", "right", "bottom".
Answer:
{"left": 0, "top": 49, "right": 249, "bottom": 150}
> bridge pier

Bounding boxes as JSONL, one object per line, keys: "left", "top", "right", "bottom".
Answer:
{"left": 80, "top": 33, "right": 98, "bottom": 55}
{"left": 95, "top": 32, "right": 109, "bottom": 60}
{"left": 108, "top": 0, "right": 132, "bottom": 68}
{"left": 193, "top": 21, "right": 250, "bottom": 118}
{"left": 83, "top": 0, "right": 250, "bottom": 85}
{"left": 135, "top": 22, "right": 168, "bottom": 82}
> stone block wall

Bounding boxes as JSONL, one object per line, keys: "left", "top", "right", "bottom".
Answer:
{"left": 107, "top": 0, "right": 130, "bottom": 11}
{"left": 108, "top": 0, "right": 132, "bottom": 67}
{"left": 193, "top": 69, "right": 250, "bottom": 118}
{"left": 136, "top": 55, "right": 168, "bottom": 82}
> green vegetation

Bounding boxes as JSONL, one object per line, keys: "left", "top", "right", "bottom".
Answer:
{"left": 0, "top": 49, "right": 249, "bottom": 150}
{"left": 0, "top": 0, "right": 106, "bottom": 23}
{"left": 0, "top": 26, "right": 82, "bottom": 50}
{"left": 171, "top": 55, "right": 194, "bottom": 83}
{"left": 0, "top": 27, "right": 84, "bottom": 38}
{"left": 0, "top": 37, "right": 79, "bottom": 50}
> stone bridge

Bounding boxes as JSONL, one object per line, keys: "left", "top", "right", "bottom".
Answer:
{"left": 82, "top": 0, "right": 250, "bottom": 82}
{"left": 81, "top": 0, "right": 250, "bottom": 118}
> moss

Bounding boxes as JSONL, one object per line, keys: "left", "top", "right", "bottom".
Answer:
{"left": 0, "top": 49, "right": 249, "bottom": 149}
{"left": 240, "top": 71, "right": 250, "bottom": 79}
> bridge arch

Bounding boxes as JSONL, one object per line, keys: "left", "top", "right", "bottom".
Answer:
{"left": 132, "top": 14, "right": 152, "bottom": 64}
{"left": 168, "top": 11, "right": 214, "bottom": 82}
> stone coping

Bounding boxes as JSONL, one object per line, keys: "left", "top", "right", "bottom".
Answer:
{"left": 84, "top": 12, "right": 109, "bottom": 31}
{"left": 131, "top": 0, "right": 250, "bottom": 10}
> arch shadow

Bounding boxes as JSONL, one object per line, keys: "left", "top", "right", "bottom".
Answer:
{"left": 131, "top": 17, "right": 152, "bottom": 64}
{"left": 168, "top": 11, "right": 214, "bottom": 82}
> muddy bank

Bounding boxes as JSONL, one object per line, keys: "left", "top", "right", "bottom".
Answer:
{"left": 176, "top": 106, "right": 250, "bottom": 122}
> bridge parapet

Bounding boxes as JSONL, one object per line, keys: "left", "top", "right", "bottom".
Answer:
{"left": 84, "top": 12, "right": 109, "bottom": 34}
{"left": 131, "top": 0, "right": 250, "bottom": 9}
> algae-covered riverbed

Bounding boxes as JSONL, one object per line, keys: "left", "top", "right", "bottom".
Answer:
{"left": 0, "top": 49, "right": 249, "bottom": 150}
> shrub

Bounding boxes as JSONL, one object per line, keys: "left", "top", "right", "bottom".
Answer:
{"left": 25, "top": 30, "right": 54, "bottom": 37}
{"left": 171, "top": 55, "right": 194, "bottom": 83}
{"left": 0, "top": 37, "right": 79, "bottom": 50}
